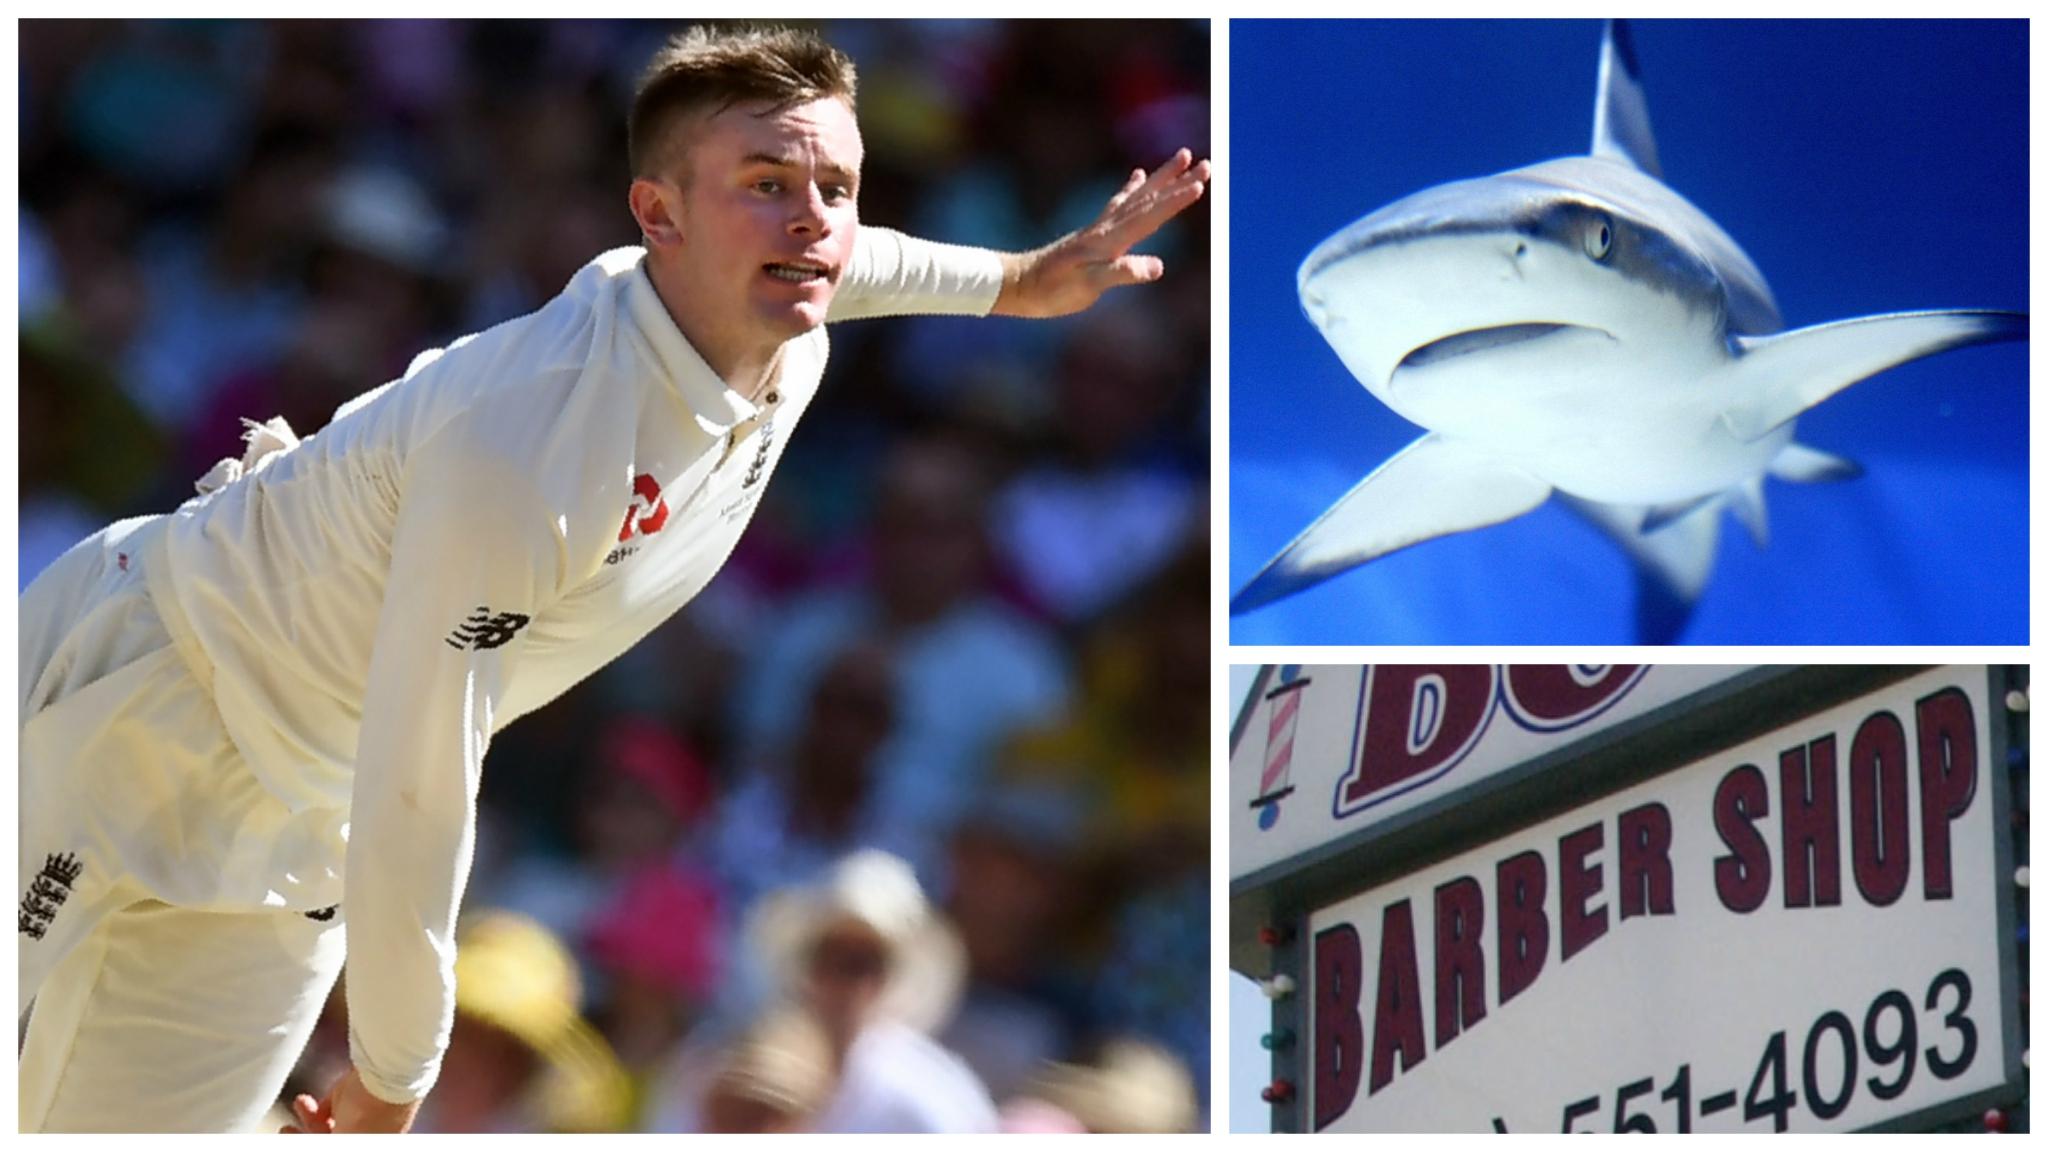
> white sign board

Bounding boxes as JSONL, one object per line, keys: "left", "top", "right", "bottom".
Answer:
{"left": 1305, "top": 666, "right": 2007, "bottom": 1132}
{"left": 1233, "top": 665, "right": 1754, "bottom": 882}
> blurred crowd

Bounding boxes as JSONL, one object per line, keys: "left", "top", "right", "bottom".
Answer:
{"left": 19, "top": 18, "right": 1211, "bottom": 1133}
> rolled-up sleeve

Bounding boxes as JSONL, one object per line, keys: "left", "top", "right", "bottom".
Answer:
{"left": 343, "top": 418, "right": 566, "bottom": 1104}
{"left": 827, "top": 226, "right": 1006, "bottom": 322}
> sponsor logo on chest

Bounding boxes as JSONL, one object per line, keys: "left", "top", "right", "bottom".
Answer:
{"left": 609, "top": 423, "right": 779, "bottom": 565}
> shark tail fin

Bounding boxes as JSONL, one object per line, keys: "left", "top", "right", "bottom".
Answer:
{"left": 1592, "top": 19, "right": 1662, "bottom": 178}
{"left": 1769, "top": 441, "right": 1863, "bottom": 483}
{"left": 1634, "top": 569, "right": 1694, "bottom": 645}
{"left": 1629, "top": 500, "right": 1720, "bottom": 643}
{"left": 1721, "top": 309, "right": 2028, "bottom": 441}
{"left": 1626, "top": 498, "right": 1722, "bottom": 608}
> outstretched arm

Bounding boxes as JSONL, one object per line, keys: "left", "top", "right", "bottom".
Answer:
{"left": 992, "top": 148, "right": 1211, "bottom": 319}
{"left": 826, "top": 149, "right": 1210, "bottom": 324}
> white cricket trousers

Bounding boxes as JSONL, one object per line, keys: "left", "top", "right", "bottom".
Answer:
{"left": 18, "top": 517, "right": 347, "bottom": 1132}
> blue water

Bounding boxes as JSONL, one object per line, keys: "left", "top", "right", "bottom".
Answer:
{"left": 1228, "top": 20, "right": 2029, "bottom": 645}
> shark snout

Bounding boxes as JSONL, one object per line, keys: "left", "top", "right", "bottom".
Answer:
{"left": 1300, "top": 225, "right": 1571, "bottom": 397}
{"left": 1301, "top": 287, "right": 1329, "bottom": 329}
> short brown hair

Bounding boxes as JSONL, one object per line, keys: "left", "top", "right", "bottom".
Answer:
{"left": 628, "top": 25, "right": 858, "bottom": 180}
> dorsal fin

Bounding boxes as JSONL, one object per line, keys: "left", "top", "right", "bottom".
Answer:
{"left": 1591, "top": 19, "right": 1662, "bottom": 178}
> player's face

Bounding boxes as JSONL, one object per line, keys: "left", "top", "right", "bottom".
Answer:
{"left": 673, "top": 96, "right": 862, "bottom": 350}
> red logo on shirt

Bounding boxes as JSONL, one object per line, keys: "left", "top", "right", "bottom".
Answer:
{"left": 619, "top": 473, "right": 670, "bottom": 542}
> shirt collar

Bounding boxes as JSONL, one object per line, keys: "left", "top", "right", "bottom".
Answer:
{"left": 615, "top": 247, "right": 758, "bottom": 436}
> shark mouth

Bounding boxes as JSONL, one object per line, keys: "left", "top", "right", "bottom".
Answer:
{"left": 1397, "top": 323, "right": 1606, "bottom": 371}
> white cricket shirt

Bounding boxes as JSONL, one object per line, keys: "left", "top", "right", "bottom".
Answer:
{"left": 139, "top": 231, "right": 1004, "bottom": 1104}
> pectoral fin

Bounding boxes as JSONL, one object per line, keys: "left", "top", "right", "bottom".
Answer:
{"left": 1720, "top": 309, "right": 2027, "bottom": 441}
{"left": 1231, "top": 434, "right": 1551, "bottom": 615}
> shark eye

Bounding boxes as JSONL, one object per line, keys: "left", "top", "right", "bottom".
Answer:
{"left": 1584, "top": 216, "right": 1613, "bottom": 261}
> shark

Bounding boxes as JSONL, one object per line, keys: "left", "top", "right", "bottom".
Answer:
{"left": 1229, "top": 19, "right": 2027, "bottom": 640}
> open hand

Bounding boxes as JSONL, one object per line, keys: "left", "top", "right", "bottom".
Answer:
{"left": 280, "top": 1067, "right": 421, "bottom": 1134}
{"left": 993, "top": 148, "right": 1211, "bottom": 318}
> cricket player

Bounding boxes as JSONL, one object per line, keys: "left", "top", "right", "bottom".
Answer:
{"left": 16, "top": 25, "right": 1209, "bottom": 1133}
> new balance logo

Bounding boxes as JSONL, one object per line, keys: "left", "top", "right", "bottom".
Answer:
{"left": 19, "top": 853, "right": 81, "bottom": 940}
{"left": 445, "top": 607, "right": 532, "bottom": 651}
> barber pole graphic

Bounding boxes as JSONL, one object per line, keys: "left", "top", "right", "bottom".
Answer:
{"left": 1256, "top": 667, "right": 1310, "bottom": 830}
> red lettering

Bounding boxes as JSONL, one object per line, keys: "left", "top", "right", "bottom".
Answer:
{"left": 1369, "top": 901, "right": 1427, "bottom": 1095}
{"left": 1849, "top": 711, "right": 1911, "bottom": 906}
{"left": 1714, "top": 764, "right": 1772, "bottom": 912}
{"left": 1433, "top": 878, "right": 1485, "bottom": 1050}
{"left": 1495, "top": 851, "right": 1548, "bottom": 1005}
{"left": 1916, "top": 688, "right": 1977, "bottom": 899}
{"left": 1314, "top": 925, "right": 1363, "bottom": 1129}
{"left": 1558, "top": 823, "right": 1607, "bottom": 961}
{"left": 1343, "top": 666, "right": 1497, "bottom": 811}
{"left": 1616, "top": 803, "right": 1674, "bottom": 919}
{"left": 1779, "top": 736, "right": 1842, "bottom": 908}
{"left": 1501, "top": 665, "right": 1644, "bottom": 729}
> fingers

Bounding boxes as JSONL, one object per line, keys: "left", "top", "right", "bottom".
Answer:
{"left": 289, "top": 1092, "right": 336, "bottom": 1134}
{"left": 1145, "top": 147, "right": 1195, "bottom": 186}
{"left": 1105, "top": 167, "right": 1146, "bottom": 211}
{"left": 1110, "top": 150, "right": 1195, "bottom": 212}
{"left": 1102, "top": 149, "right": 1207, "bottom": 217}
{"left": 1096, "top": 150, "right": 1209, "bottom": 249}
{"left": 1095, "top": 253, "right": 1166, "bottom": 290}
{"left": 1102, "top": 176, "right": 1208, "bottom": 251}
{"left": 1136, "top": 150, "right": 1205, "bottom": 202}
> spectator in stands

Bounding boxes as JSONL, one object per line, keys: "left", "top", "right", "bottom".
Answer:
{"left": 733, "top": 436, "right": 1070, "bottom": 841}
{"left": 655, "top": 851, "right": 996, "bottom": 1133}
{"left": 992, "top": 298, "right": 1202, "bottom": 624}
{"left": 710, "top": 639, "right": 926, "bottom": 912}
{"left": 407, "top": 911, "right": 632, "bottom": 1133}
{"left": 937, "top": 782, "right": 1095, "bottom": 1102}
{"left": 698, "top": 1006, "right": 837, "bottom": 1133}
